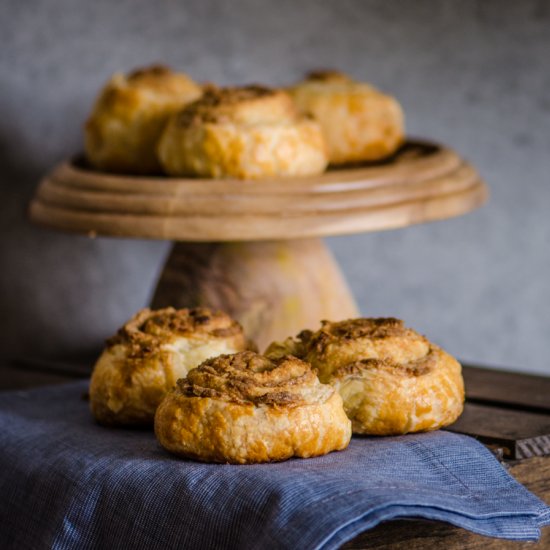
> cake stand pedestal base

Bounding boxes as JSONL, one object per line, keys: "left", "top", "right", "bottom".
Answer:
{"left": 151, "top": 238, "right": 359, "bottom": 350}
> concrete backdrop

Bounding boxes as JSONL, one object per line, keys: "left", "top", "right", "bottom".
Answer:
{"left": 1, "top": 0, "right": 549, "bottom": 374}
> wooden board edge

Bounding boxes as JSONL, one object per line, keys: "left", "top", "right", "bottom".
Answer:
{"left": 28, "top": 179, "right": 488, "bottom": 241}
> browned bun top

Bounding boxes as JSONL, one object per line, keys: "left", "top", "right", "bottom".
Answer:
{"left": 267, "top": 317, "right": 434, "bottom": 382}
{"left": 87, "top": 65, "right": 202, "bottom": 126}
{"left": 195, "top": 84, "right": 275, "bottom": 106}
{"left": 111, "top": 64, "right": 201, "bottom": 97}
{"left": 304, "top": 69, "right": 352, "bottom": 83}
{"left": 126, "top": 64, "right": 174, "bottom": 82}
{"left": 107, "top": 307, "right": 246, "bottom": 357}
{"left": 309, "top": 317, "right": 428, "bottom": 355}
{"left": 175, "top": 84, "right": 297, "bottom": 128}
{"left": 177, "top": 350, "right": 331, "bottom": 407}
{"left": 316, "top": 317, "right": 412, "bottom": 342}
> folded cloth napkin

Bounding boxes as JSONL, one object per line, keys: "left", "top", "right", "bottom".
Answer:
{"left": 0, "top": 381, "right": 549, "bottom": 550}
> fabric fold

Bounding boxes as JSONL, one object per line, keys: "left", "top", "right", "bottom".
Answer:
{"left": 0, "top": 381, "right": 548, "bottom": 550}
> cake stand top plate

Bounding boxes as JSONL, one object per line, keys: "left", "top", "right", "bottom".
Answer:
{"left": 29, "top": 139, "right": 488, "bottom": 242}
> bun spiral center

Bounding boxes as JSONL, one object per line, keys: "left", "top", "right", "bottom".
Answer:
{"left": 178, "top": 351, "right": 330, "bottom": 407}
{"left": 107, "top": 307, "right": 243, "bottom": 358}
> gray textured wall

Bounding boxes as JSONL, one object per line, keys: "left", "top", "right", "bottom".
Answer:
{"left": 1, "top": 0, "right": 549, "bottom": 374}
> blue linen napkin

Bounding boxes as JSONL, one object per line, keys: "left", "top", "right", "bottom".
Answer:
{"left": 0, "top": 381, "right": 549, "bottom": 550}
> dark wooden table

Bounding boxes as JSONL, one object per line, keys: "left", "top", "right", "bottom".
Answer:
{"left": 1, "top": 359, "right": 549, "bottom": 549}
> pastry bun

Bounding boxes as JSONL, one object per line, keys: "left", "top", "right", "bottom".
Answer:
{"left": 289, "top": 70, "right": 404, "bottom": 165}
{"left": 154, "top": 351, "right": 351, "bottom": 463}
{"left": 85, "top": 65, "right": 202, "bottom": 174}
{"left": 157, "top": 85, "right": 328, "bottom": 179}
{"left": 89, "top": 307, "right": 252, "bottom": 426}
{"left": 265, "top": 318, "right": 464, "bottom": 435}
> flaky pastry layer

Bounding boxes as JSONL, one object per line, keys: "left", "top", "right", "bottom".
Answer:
{"left": 265, "top": 317, "right": 464, "bottom": 435}
{"left": 85, "top": 65, "right": 202, "bottom": 174}
{"left": 289, "top": 70, "right": 404, "bottom": 164}
{"left": 157, "top": 85, "right": 328, "bottom": 179}
{"left": 89, "top": 307, "right": 251, "bottom": 426}
{"left": 154, "top": 351, "right": 351, "bottom": 463}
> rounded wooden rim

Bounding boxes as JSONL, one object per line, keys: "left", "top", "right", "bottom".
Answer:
{"left": 29, "top": 139, "right": 488, "bottom": 241}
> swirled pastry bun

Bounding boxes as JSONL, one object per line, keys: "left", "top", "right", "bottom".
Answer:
{"left": 157, "top": 85, "right": 328, "bottom": 179}
{"left": 155, "top": 351, "right": 351, "bottom": 463}
{"left": 85, "top": 65, "right": 202, "bottom": 174}
{"left": 89, "top": 307, "right": 252, "bottom": 426}
{"left": 289, "top": 70, "right": 404, "bottom": 165}
{"left": 265, "top": 318, "right": 464, "bottom": 435}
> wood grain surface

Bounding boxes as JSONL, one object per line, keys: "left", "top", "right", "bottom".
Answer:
{"left": 29, "top": 139, "right": 488, "bottom": 241}
{"left": 446, "top": 366, "right": 550, "bottom": 460}
{"left": 463, "top": 366, "right": 550, "bottom": 414}
{"left": 447, "top": 402, "right": 550, "bottom": 459}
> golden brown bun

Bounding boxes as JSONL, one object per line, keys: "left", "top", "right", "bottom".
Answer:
{"left": 157, "top": 85, "right": 328, "bottom": 179}
{"left": 154, "top": 350, "right": 351, "bottom": 463}
{"left": 265, "top": 318, "right": 464, "bottom": 435}
{"left": 89, "top": 307, "right": 253, "bottom": 426}
{"left": 85, "top": 65, "right": 202, "bottom": 174}
{"left": 289, "top": 70, "right": 404, "bottom": 165}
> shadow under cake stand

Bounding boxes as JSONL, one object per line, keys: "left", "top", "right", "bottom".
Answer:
{"left": 29, "top": 139, "right": 488, "bottom": 350}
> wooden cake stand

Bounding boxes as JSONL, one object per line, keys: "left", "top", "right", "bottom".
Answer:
{"left": 29, "top": 139, "right": 487, "bottom": 350}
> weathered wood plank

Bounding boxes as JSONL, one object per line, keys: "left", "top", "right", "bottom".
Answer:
{"left": 446, "top": 402, "right": 550, "bottom": 459}
{"left": 463, "top": 365, "right": 550, "bottom": 413}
